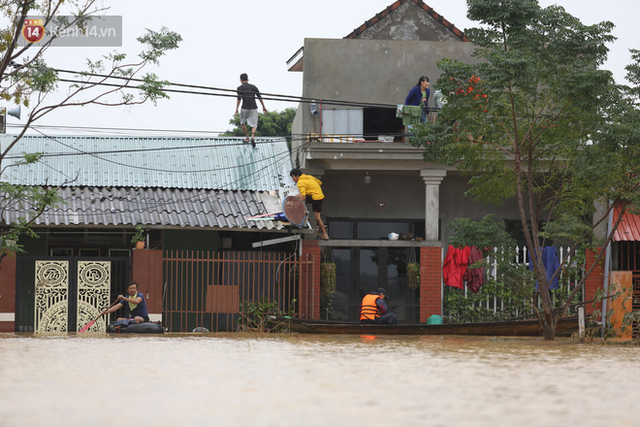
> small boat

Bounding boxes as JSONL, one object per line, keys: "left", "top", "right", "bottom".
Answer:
{"left": 106, "top": 321, "right": 165, "bottom": 334}
{"left": 277, "top": 317, "right": 579, "bottom": 337}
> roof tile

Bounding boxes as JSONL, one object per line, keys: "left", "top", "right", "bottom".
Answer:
{"left": 345, "top": 0, "right": 469, "bottom": 41}
{"left": 2, "top": 186, "right": 300, "bottom": 232}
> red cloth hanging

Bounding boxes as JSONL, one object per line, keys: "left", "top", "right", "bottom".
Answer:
{"left": 463, "top": 245, "right": 485, "bottom": 293}
{"left": 443, "top": 245, "right": 471, "bottom": 289}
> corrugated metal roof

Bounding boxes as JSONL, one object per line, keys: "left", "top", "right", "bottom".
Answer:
{"left": 0, "top": 135, "right": 293, "bottom": 191}
{"left": 2, "top": 186, "right": 302, "bottom": 231}
{"left": 613, "top": 203, "right": 640, "bottom": 241}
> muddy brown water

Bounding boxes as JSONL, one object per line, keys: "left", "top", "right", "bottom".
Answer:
{"left": 0, "top": 332, "right": 638, "bottom": 427}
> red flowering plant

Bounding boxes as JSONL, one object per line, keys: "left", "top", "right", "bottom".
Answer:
{"left": 410, "top": 60, "right": 499, "bottom": 173}
{"left": 454, "top": 74, "right": 489, "bottom": 113}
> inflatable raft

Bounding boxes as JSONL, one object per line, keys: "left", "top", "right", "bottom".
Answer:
{"left": 106, "top": 321, "right": 165, "bottom": 334}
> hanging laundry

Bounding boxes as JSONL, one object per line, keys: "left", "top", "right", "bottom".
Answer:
{"left": 402, "top": 105, "right": 422, "bottom": 125}
{"left": 443, "top": 245, "right": 471, "bottom": 289}
{"left": 396, "top": 104, "right": 404, "bottom": 118}
{"left": 528, "top": 246, "right": 560, "bottom": 290}
{"left": 463, "top": 245, "right": 485, "bottom": 293}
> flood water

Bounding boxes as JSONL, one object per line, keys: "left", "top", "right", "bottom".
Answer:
{"left": 0, "top": 332, "right": 638, "bottom": 427}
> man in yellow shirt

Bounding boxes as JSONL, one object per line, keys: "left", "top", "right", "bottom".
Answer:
{"left": 290, "top": 168, "right": 329, "bottom": 240}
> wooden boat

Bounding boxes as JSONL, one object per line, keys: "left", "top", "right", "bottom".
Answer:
{"left": 277, "top": 317, "right": 579, "bottom": 337}
{"left": 106, "top": 321, "right": 165, "bottom": 334}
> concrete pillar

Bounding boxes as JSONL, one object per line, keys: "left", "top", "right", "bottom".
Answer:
{"left": 420, "top": 169, "right": 447, "bottom": 241}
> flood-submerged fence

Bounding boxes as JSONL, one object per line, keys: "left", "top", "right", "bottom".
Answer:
{"left": 163, "top": 250, "right": 314, "bottom": 332}
{"left": 443, "top": 246, "right": 585, "bottom": 323}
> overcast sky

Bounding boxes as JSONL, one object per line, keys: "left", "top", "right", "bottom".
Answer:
{"left": 9, "top": 0, "right": 640, "bottom": 137}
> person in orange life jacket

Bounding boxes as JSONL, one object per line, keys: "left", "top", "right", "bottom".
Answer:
{"left": 360, "top": 287, "right": 398, "bottom": 324}
{"left": 101, "top": 281, "right": 149, "bottom": 323}
{"left": 290, "top": 168, "right": 329, "bottom": 240}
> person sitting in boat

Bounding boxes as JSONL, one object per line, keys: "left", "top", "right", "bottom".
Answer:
{"left": 101, "top": 281, "right": 149, "bottom": 323}
{"left": 360, "top": 287, "right": 398, "bottom": 324}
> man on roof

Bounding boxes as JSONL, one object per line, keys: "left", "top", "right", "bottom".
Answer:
{"left": 235, "top": 73, "right": 268, "bottom": 148}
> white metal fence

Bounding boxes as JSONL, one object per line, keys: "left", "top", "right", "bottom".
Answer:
{"left": 443, "top": 245, "right": 585, "bottom": 322}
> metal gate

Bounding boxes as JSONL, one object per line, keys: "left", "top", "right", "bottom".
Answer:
{"left": 163, "top": 250, "right": 314, "bottom": 332}
{"left": 15, "top": 256, "right": 130, "bottom": 332}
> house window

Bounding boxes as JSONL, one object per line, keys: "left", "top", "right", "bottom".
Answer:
{"left": 79, "top": 249, "right": 100, "bottom": 257}
{"left": 328, "top": 221, "right": 354, "bottom": 239}
{"left": 50, "top": 248, "right": 72, "bottom": 257}
{"left": 363, "top": 108, "right": 402, "bottom": 142}
{"left": 321, "top": 108, "right": 363, "bottom": 142}
{"left": 109, "top": 249, "right": 131, "bottom": 258}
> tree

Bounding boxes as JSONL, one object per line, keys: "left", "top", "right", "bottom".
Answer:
{"left": 413, "top": 0, "right": 640, "bottom": 339}
{"left": 0, "top": 1, "right": 181, "bottom": 264}
{"left": 223, "top": 108, "right": 297, "bottom": 140}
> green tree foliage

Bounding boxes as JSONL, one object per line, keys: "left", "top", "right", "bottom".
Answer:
{"left": 0, "top": 0, "right": 181, "bottom": 263}
{"left": 412, "top": 0, "right": 640, "bottom": 339}
{"left": 223, "top": 108, "right": 296, "bottom": 138}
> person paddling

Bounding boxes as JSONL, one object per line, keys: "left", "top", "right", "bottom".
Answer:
{"left": 101, "top": 281, "right": 149, "bottom": 324}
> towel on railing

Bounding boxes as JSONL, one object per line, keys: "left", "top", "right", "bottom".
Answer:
{"left": 402, "top": 105, "right": 422, "bottom": 125}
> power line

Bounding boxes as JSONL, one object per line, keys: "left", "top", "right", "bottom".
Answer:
{"left": 52, "top": 67, "right": 398, "bottom": 110}
{"left": 2, "top": 133, "right": 314, "bottom": 159}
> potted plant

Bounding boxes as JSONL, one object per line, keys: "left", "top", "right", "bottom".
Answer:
{"left": 320, "top": 262, "right": 336, "bottom": 319}
{"left": 131, "top": 224, "right": 146, "bottom": 249}
{"left": 320, "top": 249, "right": 337, "bottom": 319}
{"left": 407, "top": 262, "right": 420, "bottom": 289}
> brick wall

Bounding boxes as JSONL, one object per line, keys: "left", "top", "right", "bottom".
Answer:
{"left": 584, "top": 247, "right": 605, "bottom": 317}
{"left": 0, "top": 255, "right": 17, "bottom": 332}
{"left": 420, "top": 245, "right": 442, "bottom": 323}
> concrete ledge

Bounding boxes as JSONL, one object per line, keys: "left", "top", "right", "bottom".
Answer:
{"left": 319, "top": 239, "right": 441, "bottom": 247}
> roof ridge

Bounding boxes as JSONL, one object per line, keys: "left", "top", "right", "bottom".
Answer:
{"left": 343, "top": 0, "right": 469, "bottom": 42}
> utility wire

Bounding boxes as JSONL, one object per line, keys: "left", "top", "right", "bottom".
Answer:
{"left": 2, "top": 133, "right": 316, "bottom": 160}
{"left": 53, "top": 67, "right": 398, "bottom": 110}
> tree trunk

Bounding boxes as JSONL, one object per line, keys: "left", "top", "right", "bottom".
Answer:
{"left": 540, "top": 312, "right": 558, "bottom": 340}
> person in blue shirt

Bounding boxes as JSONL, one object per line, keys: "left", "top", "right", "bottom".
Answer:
{"left": 101, "top": 281, "right": 149, "bottom": 323}
{"left": 404, "top": 76, "right": 430, "bottom": 123}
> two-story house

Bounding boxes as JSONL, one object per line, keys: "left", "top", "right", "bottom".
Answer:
{"left": 286, "top": 0, "right": 562, "bottom": 322}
